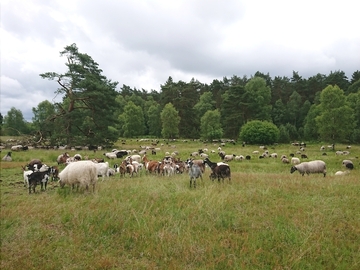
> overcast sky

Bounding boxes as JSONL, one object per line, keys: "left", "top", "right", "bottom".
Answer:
{"left": 1, "top": 0, "right": 359, "bottom": 121}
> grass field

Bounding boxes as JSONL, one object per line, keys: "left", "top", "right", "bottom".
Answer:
{"left": 1, "top": 139, "right": 360, "bottom": 269}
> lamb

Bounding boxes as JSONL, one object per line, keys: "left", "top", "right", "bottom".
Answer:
{"left": 335, "top": 170, "right": 350, "bottom": 176}
{"left": 2, "top": 152, "right": 12, "bottom": 161}
{"left": 58, "top": 161, "right": 98, "bottom": 192}
{"left": 290, "top": 160, "right": 326, "bottom": 177}
{"left": 187, "top": 159, "right": 203, "bottom": 188}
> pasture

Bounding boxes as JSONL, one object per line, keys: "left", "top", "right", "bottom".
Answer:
{"left": 1, "top": 139, "right": 360, "bottom": 269}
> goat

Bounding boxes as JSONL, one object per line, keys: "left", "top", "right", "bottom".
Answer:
{"left": 27, "top": 167, "right": 51, "bottom": 194}
{"left": 187, "top": 159, "right": 203, "bottom": 188}
{"left": 57, "top": 152, "right": 70, "bottom": 165}
{"left": 203, "top": 157, "right": 231, "bottom": 183}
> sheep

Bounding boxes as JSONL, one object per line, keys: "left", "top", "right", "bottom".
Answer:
{"left": 187, "top": 159, "right": 203, "bottom": 188}
{"left": 94, "top": 161, "right": 110, "bottom": 181}
{"left": 235, "top": 155, "right": 244, "bottom": 161}
{"left": 58, "top": 161, "right": 98, "bottom": 192}
{"left": 2, "top": 152, "right": 12, "bottom": 161}
{"left": 301, "top": 154, "right": 308, "bottom": 159}
{"left": 270, "top": 153, "right": 277, "bottom": 158}
{"left": 103, "top": 152, "right": 117, "bottom": 159}
{"left": 219, "top": 152, "right": 236, "bottom": 161}
{"left": 281, "top": 157, "right": 290, "bottom": 164}
{"left": 291, "top": 157, "right": 300, "bottom": 165}
{"left": 290, "top": 160, "right": 326, "bottom": 177}
{"left": 342, "top": 160, "right": 354, "bottom": 170}
{"left": 335, "top": 171, "right": 350, "bottom": 176}
{"left": 11, "top": 145, "right": 23, "bottom": 151}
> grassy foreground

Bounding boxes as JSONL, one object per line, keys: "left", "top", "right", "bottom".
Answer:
{"left": 1, "top": 140, "right": 360, "bottom": 269}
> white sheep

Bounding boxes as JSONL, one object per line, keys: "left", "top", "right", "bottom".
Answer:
{"left": 291, "top": 157, "right": 300, "bottom": 165}
{"left": 235, "top": 155, "right": 244, "bottom": 161}
{"left": 94, "top": 161, "right": 110, "bottom": 181}
{"left": 290, "top": 160, "right": 326, "bottom": 177}
{"left": 104, "top": 152, "right": 117, "bottom": 159}
{"left": 281, "top": 157, "right": 290, "bottom": 164}
{"left": 58, "top": 161, "right": 98, "bottom": 192}
{"left": 334, "top": 170, "right": 350, "bottom": 176}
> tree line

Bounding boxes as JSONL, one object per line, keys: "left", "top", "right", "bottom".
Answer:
{"left": 1, "top": 43, "right": 359, "bottom": 146}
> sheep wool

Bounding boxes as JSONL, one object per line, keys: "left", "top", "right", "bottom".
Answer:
{"left": 59, "top": 161, "right": 98, "bottom": 192}
{"left": 290, "top": 160, "right": 326, "bottom": 177}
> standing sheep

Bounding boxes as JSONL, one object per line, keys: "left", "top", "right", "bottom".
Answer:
{"left": 58, "top": 161, "right": 98, "bottom": 192}
{"left": 342, "top": 160, "right": 354, "bottom": 170}
{"left": 290, "top": 160, "right": 327, "bottom": 177}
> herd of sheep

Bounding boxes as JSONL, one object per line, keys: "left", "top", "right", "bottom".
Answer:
{"left": 1, "top": 142, "right": 358, "bottom": 193}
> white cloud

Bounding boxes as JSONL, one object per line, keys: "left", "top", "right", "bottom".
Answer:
{"left": 1, "top": 0, "right": 359, "bottom": 121}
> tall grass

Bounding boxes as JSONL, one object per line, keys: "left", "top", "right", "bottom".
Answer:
{"left": 1, "top": 140, "right": 359, "bottom": 269}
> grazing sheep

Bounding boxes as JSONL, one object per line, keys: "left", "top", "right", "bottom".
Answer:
{"left": 187, "top": 159, "right": 203, "bottom": 188}
{"left": 290, "top": 160, "right": 326, "bottom": 177}
{"left": 2, "top": 152, "right": 12, "bottom": 161}
{"left": 245, "top": 155, "right": 251, "bottom": 160}
{"left": 235, "top": 155, "right": 244, "bottom": 161}
{"left": 126, "top": 154, "right": 141, "bottom": 163}
{"left": 58, "top": 161, "right": 98, "bottom": 192}
{"left": 291, "top": 157, "right": 300, "bottom": 165}
{"left": 301, "top": 154, "right": 308, "bottom": 159}
{"left": 219, "top": 152, "right": 235, "bottom": 161}
{"left": 342, "top": 160, "right": 354, "bottom": 170}
{"left": 270, "top": 153, "right": 277, "bottom": 158}
{"left": 281, "top": 157, "right": 290, "bottom": 164}
{"left": 103, "top": 152, "right": 117, "bottom": 159}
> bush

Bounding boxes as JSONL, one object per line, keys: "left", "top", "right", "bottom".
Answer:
{"left": 239, "top": 120, "right": 280, "bottom": 145}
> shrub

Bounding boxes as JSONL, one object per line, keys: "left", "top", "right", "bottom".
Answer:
{"left": 239, "top": 120, "right": 280, "bottom": 145}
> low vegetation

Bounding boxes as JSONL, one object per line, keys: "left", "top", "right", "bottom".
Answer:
{"left": 1, "top": 139, "right": 359, "bottom": 269}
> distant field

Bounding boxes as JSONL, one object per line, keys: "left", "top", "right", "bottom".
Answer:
{"left": 1, "top": 139, "right": 359, "bottom": 269}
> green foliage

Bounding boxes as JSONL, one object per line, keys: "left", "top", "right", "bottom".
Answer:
{"left": 39, "top": 43, "right": 119, "bottom": 146}
{"left": 2, "top": 107, "right": 29, "bottom": 136}
{"left": 122, "top": 101, "right": 145, "bottom": 137}
{"left": 200, "top": 109, "right": 223, "bottom": 140}
{"left": 316, "top": 85, "right": 355, "bottom": 143}
{"left": 147, "top": 104, "right": 161, "bottom": 137}
{"left": 239, "top": 120, "right": 280, "bottom": 144}
{"left": 160, "top": 103, "right": 180, "bottom": 139}
{"left": 243, "top": 77, "right": 272, "bottom": 121}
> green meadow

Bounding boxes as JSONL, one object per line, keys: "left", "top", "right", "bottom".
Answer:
{"left": 1, "top": 139, "right": 359, "bottom": 269}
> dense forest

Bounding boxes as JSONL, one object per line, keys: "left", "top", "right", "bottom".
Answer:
{"left": 1, "top": 44, "right": 360, "bottom": 146}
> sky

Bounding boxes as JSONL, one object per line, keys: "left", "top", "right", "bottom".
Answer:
{"left": 1, "top": 0, "right": 360, "bottom": 121}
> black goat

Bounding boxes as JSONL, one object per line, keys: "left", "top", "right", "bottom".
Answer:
{"left": 27, "top": 168, "right": 51, "bottom": 194}
{"left": 203, "top": 158, "right": 231, "bottom": 183}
